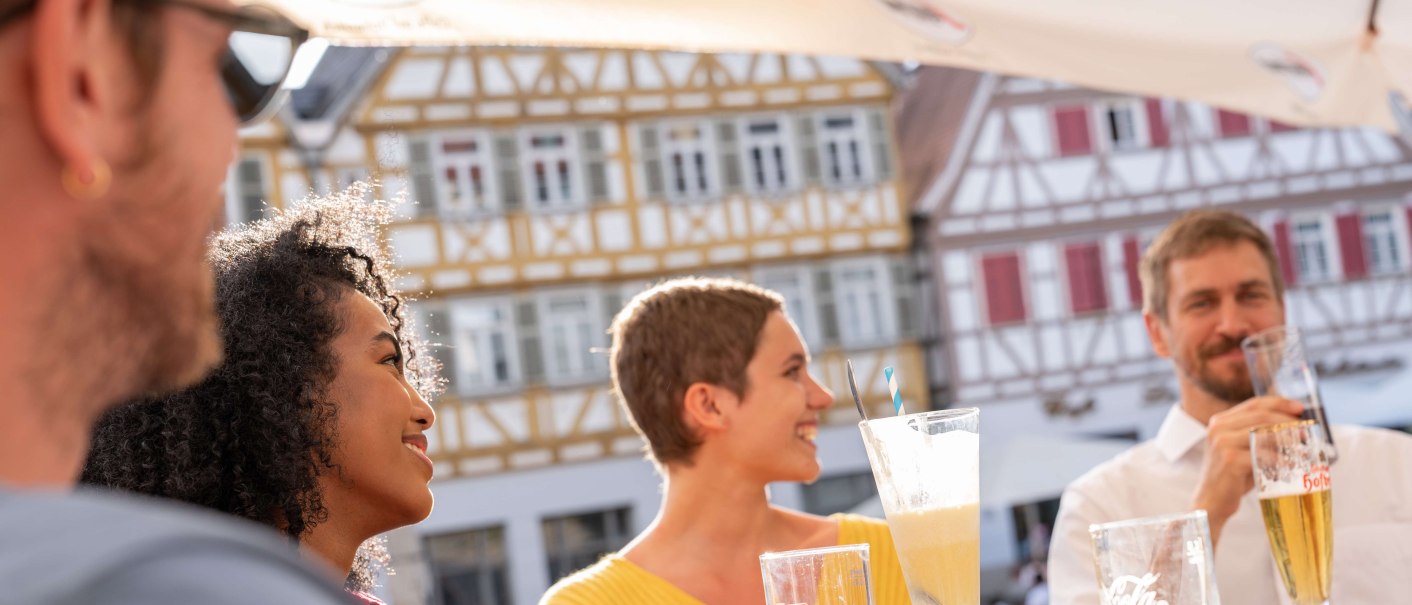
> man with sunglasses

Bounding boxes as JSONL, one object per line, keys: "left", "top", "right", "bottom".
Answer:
{"left": 0, "top": 1, "right": 355, "bottom": 602}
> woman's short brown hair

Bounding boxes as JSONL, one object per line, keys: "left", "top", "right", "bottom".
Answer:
{"left": 609, "top": 277, "right": 783, "bottom": 466}
{"left": 1140, "top": 209, "right": 1285, "bottom": 321}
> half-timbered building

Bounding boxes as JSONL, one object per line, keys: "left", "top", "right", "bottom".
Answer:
{"left": 898, "top": 65, "right": 1412, "bottom": 590}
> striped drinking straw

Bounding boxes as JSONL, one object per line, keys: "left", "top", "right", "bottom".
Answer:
{"left": 883, "top": 366, "right": 905, "bottom": 415}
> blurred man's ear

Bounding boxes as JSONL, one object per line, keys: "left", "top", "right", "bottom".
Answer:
{"left": 1144, "top": 311, "right": 1171, "bottom": 359}
{"left": 31, "top": 0, "right": 120, "bottom": 200}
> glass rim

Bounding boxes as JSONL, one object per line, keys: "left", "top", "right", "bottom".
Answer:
{"left": 1249, "top": 418, "right": 1316, "bottom": 435}
{"left": 759, "top": 542, "right": 871, "bottom": 561}
{"left": 1240, "top": 324, "right": 1301, "bottom": 350}
{"left": 1088, "top": 509, "right": 1208, "bottom": 533}
{"left": 858, "top": 406, "right": 978, "bottom": 428}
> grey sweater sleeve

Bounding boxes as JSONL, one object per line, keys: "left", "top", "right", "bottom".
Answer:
{"left": 81, "top": 538, "right": 356, "bottom": 605}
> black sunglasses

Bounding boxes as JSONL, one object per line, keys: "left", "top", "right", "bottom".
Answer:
{"left": 0, "top": 0, "right": 311, "bottom": 125}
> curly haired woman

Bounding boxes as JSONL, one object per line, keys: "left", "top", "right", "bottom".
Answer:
{"left": 81, "top": 188, "right": 439, "bottom": 605}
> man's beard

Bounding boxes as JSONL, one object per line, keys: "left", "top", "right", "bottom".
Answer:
{"left": 1181, "top": 334, "right": 1255, "bottom": 404}
{"left": 41, "top": 139, "right": 225, "bottom": 414}
{"left": 80, "top": 233, "right": 222, "bottom": 396}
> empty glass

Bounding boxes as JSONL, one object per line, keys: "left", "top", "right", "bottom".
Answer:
{"left": 759, "top": 543, "right": 873, "bottom": 605}
{"left": 1242, "top": 325, "right": 1337, "bottom": 461}
{"left": 1089, "top": 511, "right": 1222, "bottom": 605}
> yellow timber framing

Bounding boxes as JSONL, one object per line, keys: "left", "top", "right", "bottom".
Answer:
{"left": 356, "top": 47, "right": 894, "bottom": 129}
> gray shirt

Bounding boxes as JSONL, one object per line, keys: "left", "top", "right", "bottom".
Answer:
{"left": 0, "top": 485, "right": 354, "bottom": 605}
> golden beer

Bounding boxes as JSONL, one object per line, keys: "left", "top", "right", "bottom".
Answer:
{"left": 1259, "top": 489, "right": 1333, "bottom": 605}
{"left": 885, "top": 502, "right": 980, "bottom": 605}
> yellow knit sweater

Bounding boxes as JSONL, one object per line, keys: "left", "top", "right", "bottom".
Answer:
{"left": 538, "top": 513, "right": 908, "bottom": 605}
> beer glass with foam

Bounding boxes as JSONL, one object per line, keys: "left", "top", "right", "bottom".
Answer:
{"left": 1251, "top": 420, "right": 1334, "bottom": 605}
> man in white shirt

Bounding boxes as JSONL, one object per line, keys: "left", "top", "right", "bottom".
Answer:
{"left": 1049, "top": 209, "right": 1412, "bottom": 605}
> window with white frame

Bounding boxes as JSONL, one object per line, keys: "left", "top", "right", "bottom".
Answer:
{"left": 448, "top": 298, "right": 519, "bottom": 391}
{"left": 520, "top": 128, "right": 582, "bottom": 210}
{"left": 741, "top": 116, "right": 793, "bottom": 194}
{"left": 661, "top": 121, "right": 716, "bottom": 202}
{"left": 1364, "top": 208, "right": 1404, "bottom": 274}
{"left": 227, "top": 156, "right": 267, "bottom": 225}
{"left": 543, "top": 507, "right": 633, "bottom": 585}
{"left": 426, "top": 525, "right": 512, "bottom": 605}
{"left": 538, "top": 290, "right": 604, "bottom": 383}
{"left": 832, "top": 260, "right": 895, "bottom": 346}
{"left": 817, "top": 110, "right": 871, "bottom": 187}
{"left": 1292, "top": 216, "right": 1333, "bottom": 282}
{"left": 1100, "top": 101, "right": 1143, "bottom": 151}
{"left": 753, "top": 266, "right": 820, "bottom": 350}
{"left": 436, "top": 132, "right": 497, "bottom": 217}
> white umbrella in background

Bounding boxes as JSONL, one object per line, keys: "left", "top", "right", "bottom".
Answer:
{"left": 978, "top": 435, "right": 1135, "bottom": 509}
{"left": 247, "top": 0, "right": 1412, "bottom": 130}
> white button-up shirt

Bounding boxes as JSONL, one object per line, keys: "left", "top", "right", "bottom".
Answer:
{"left": 1049, "top": 404, "right": 1412, "bottom": 605}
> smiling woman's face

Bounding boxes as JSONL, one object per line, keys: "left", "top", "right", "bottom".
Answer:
{"left": 318, "top": 291, "right": 437, "bottom": 532}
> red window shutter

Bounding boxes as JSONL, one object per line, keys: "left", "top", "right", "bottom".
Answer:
{"left": 1336, "top": 212, "right": 1367, "bottom": 279}
{"left": 982, "top": 252, "right": 1027, "bottom": 325}
{"left": 1145, "top": 99, "right": 1170, "bottom": 147}
{"left": 1217, "top": 110, "right": 1252, "bottom": 137}
{"left": 1065, "top": 242, "right": 1109, "bottom": 314}
{"left": 1053, "top": 106, "right": 1092, "bottom": 156}
{"left": 1269, "top": 119, "right": 1298, "bottom": 133}
{"left": 1123, "top": 236, "right": 1143, "bottom": 308}
{"left": 1400, "top": 204, "right": 1412, "bottom": 267}
{"left": 1273, "top": 221, "right": 1298, "bottom": 286}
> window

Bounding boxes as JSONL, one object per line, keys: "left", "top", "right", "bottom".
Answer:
{"left": 1052, "top": 105, "right": 1092, "bottom": 156}
{"left": 754, "top": 266, "right": 820, "bottom": 350}
{"left": 426, "top": 526, "right": 511, "bottom": 605}
{"left": 801, "top": 472, "right": 879, "bottom": 515}
{"left": 817, "top": 110, "right": 871, "bottom": 187}
{"left": 1364, "top": 208, "right": 1404, "bottom": 275}
{"left": 1217, "top": 110, "right": 1252, "bottom": 138}
{"left": 538, "top": 290, "right": 605, "bottom": 383}
{"left": 437, "top": 132, "right": 498, "bottom": 217}
{"left": 741, "top": 116, "right": 794, "bottom": 194}
{"left": 520, "top": 128, "right": 582, "bottom": 210}
{"left": 227, "top": 156, "right": 267, "bottom": 224}
{"left": 543, "top": 508, "right": 633, "bottom": 584}
{"left": 1064, "top": 242, "right": 1109, "bottom": 314}
{"left": 832, "top": 260, "right": 896, "bottom": 346}
{"left": 448, "top": 299, "right": 519, "bottom": 392}
{"left": 981, "top": 251, "right": 1028, "bottom": 325}
{"left": 1100, "top": 101, "right": 1141, "bottom": 151}
{"left": 660, "top": 121, "right": 716, "bottom": 202}
{"left": 1292, "top": 216, "right": 1333, "bottom": 282}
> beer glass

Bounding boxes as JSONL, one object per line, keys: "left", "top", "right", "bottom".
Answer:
{"left": 1088, "top": 511, "right": 1221, "bottom": 605}
{"left": 1251, "top": 420, "right": 1334, "bottom": 605}
{"left": 1243, "top": 325, "right": 1337, "bottom": 461}
{"left": 759, "top": 544, "right": 873, "bottom": 605}
{"left": 859, "top": 408, "right": 979, "bottom": 605}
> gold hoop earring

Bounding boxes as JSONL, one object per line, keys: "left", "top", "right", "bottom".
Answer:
{"left": 61, "top": 160, "right": 112, "bottom": 201}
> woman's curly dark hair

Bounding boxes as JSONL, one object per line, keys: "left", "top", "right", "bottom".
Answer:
{"left": 81, "top": 185, "right": 440, "bottom": 591}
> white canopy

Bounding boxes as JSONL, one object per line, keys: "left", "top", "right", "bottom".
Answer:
{"left": 251, "top": 0, "right": 1412, "bottom": 130}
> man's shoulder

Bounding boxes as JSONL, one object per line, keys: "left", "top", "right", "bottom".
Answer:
{"left": 0, "top": 487, "right": 347, "bottom": 604}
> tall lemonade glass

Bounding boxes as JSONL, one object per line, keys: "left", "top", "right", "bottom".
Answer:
{"left": 859, "top": 408, "right": 979, "bottom": 605}
{"left": 1251, "top": 420, "right": 1334, "bottom": 605}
